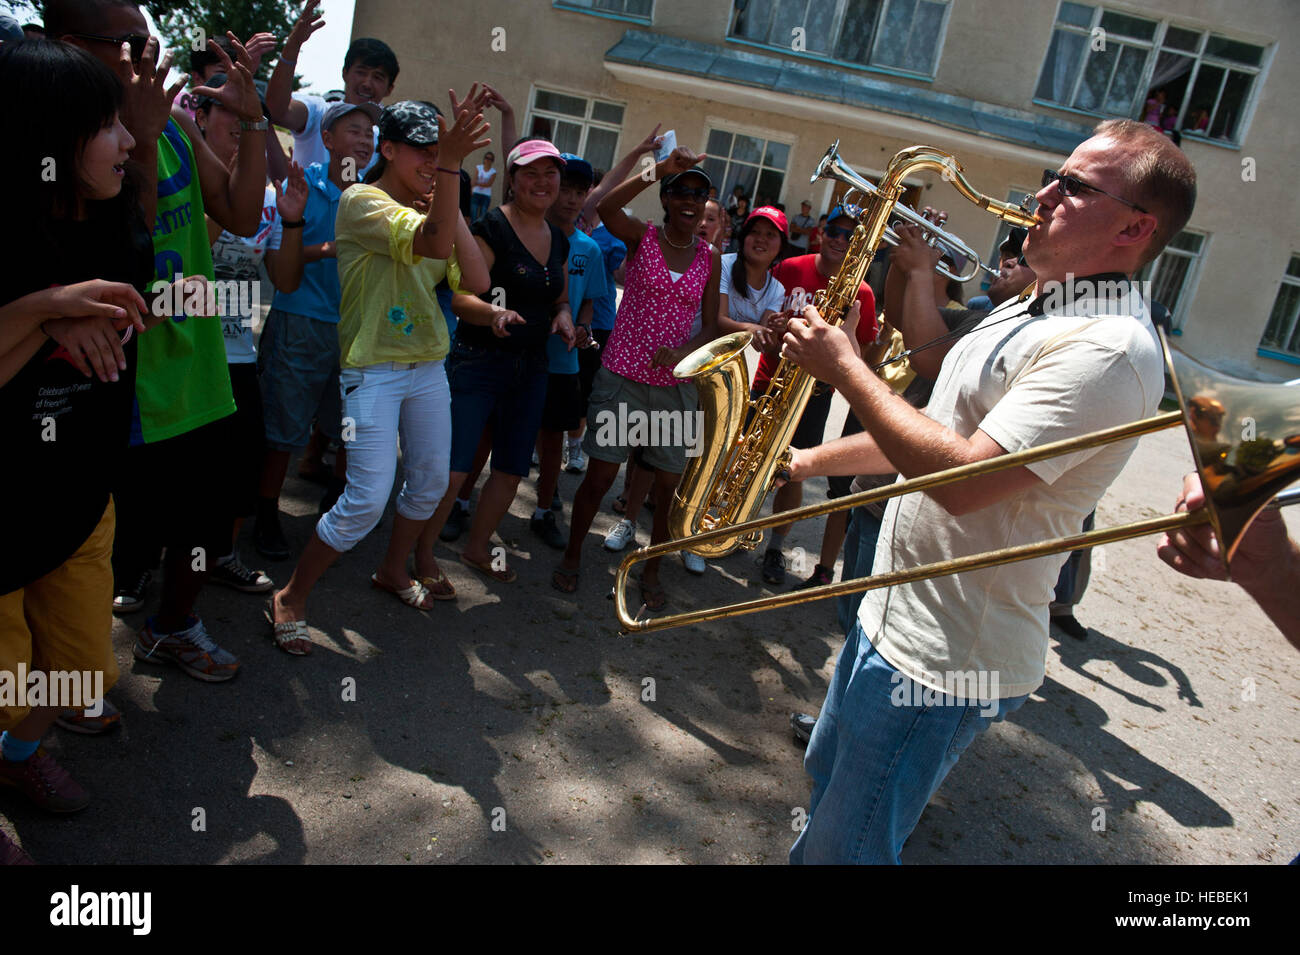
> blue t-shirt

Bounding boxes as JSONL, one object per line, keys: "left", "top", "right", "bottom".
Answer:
{"left": 547, "top": 228, "right": 608, "bottom": 374}
{"left": 270, "top": 161, "right": 343, "bottom": 324}
{"left": 589, "top": 223, "right": 626, "bottom": 332}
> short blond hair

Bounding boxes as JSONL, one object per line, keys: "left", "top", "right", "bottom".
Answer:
{"left": 1093, "top": 119, "right": 1197, "bottom": 265}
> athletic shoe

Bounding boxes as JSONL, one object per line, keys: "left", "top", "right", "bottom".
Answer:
{"left": 211, "top": 553, "right": 274, "bottom": 593}
{"left": 440, "top": 500, "right": 470, "bottom": 542}
{"left": 790, "top": 712, "right": 817, "bottom": 746}
{"left": 682, "top": 551, "right": 706, "bottom": 575}
{"left": 604, "top": 518, "right": 636, "bottom": 551}
{"left": 253, "top": 510, "right": 292, "bottom": 561}
{"left": 0, "top": 829, "right": 35, "bottom": 864}
{"left": 761, "top": 548, "right": 786, "bottom": 585}
{"left": 530, "top": 511, "right": 567, "bottom": 550}
{"left": 0, "top": 748, "right": 91, "bottom": 813}
{"left": 565, "top": 440, "right": 587, "bottom": 473}
{"left": 1052, "top": 613, "right": 1088, "bottom": 641}
{"left": 112, "top": 569, "right": 151, "bottom": 615}
{"left": 134, "top": 616, "right": 240, "bottom": 683}
{"left": 796, "top": 563, "right": 835, "bottom": 589}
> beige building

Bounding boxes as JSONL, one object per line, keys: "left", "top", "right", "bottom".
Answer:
{"left": 354, "top": 0, "right": 1299, "bottom": 380}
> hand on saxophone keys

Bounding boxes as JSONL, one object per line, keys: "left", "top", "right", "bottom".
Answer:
{"left": 780, "top": 304, "right": 859, "bottom": 389}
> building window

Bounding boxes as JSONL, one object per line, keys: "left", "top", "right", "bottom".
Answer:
{"left": 701, "top": 129, "right": 791, "bottom": 209}
{"left": 1035, "top": 3, "right": 1266, "bottom": 144}
{"left": 1137, "top": 230, "right": 1205, "bottom": 329}
{"left": 1259, "top": 255, "right": 1300, "bottom": 357}
{"left": 553, "top": 0, "right": 652, "bottom": 21}
{"left": 524, "top": 89, "right": 624, "bottom": 173}
{"left": 728, "top": 0, "right": 951, "bottom": 77}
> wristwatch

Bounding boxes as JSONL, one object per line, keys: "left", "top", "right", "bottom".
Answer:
{"left": 240, "top": 117, "right": 269, "bottom": 131}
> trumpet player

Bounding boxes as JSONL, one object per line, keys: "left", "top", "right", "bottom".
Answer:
{"left": 779, "top": 119, "right": 1196, "bottom": 864}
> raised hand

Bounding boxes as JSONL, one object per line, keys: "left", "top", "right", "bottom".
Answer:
{"left": 241, "top": 32, "right": 277, "bottom": 74}
{"left": 285, "top": 0, "right": 325, "bottom": 57}
{"left": 274, "top": 161, "right": 309, "bottom": 222}
{"left": 116, "top": 36, "right": 182, "bottom": 146}
{"left": 660, "top": 145, "right": 706, "bottom": 177}
{"left": 437, "top": 92, "right": 492, "bottom": 165}
{"left": 635, "top": 124, "right": 665, "bottom": 156}
{"left": 480, "top": 83, "right": 514, "bottom": 117}
{"left": 192, "top": 34, "right": 263, "bottom": 123}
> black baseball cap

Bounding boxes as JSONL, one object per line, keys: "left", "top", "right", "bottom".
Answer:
{"left": 378, "top": 100, "right": 440, "bottom": 147}
{"left": 660, "top": 167, "right": 711, "bottom": 196}
{"left": 1000, "top": 227, "right": 1027, "bottom": 259}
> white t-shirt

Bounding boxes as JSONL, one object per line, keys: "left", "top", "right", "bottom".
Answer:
{"left": 860, "top": 283, "right": 1163, "bottom": 699}
{"left": 213, "top": 185, "right": 282, "bottom": 364}
{"left": 291, "top": 93, "right": 378, "bottom": 178}
{"left": 473, "top": 164, "right": 497, "bottom": 197}
{"left": 719, "top": 252, "right": 785, "bottom": 325}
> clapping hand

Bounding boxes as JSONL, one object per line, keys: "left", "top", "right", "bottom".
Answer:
{"left": 274, "top": 161, "right": 308, "bottom": 222}
{"left": 191, "top": 34, "right": 263, "bottom": 123}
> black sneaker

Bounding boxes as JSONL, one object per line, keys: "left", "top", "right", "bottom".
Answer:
{"left": 796, "top": 563, "right": 835, "bottom": 590}
{"left": 440, "top": 501, "right": 469, "bottom": 542}
{"left": 550, "top": 490, "right": 563, "bottom": 513}
{"left": 530, "top": 510, "right": 567, "bottom": 550}
{"left": 1052, "top": 613, "right": 1088, "bottom": 641}
{"left": 210, "top": 553, "right": 274, "bottom": 593}
{"left": 112, "top": 570, "right": 152, "bottom": 615}
{"left": 253, "top": 510, "right": 292, "bottom": 561}
{"left": 791, "top": 712, "right": 817, "bottom": 745}
{"left": 761, "top": 548, "right": 785, "bottom": 585}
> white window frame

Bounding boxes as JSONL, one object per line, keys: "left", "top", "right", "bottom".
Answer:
{"left": 523, "top": 86, "right": 626, "bottom": 172}
{"left": 1259, "top": 255, "right": 1300, "bottom": 357}
{"left": 1137, "top": 229, "right": 1207, "bottom": 331}
{"left": 1035, "top": 3, "right": 1269, "bottom": 145}
{"left": 725, "top": 0, "right": 952, "bottom": 79}
{"left": 701, "top": 116, "right": 796, "bottom": 207}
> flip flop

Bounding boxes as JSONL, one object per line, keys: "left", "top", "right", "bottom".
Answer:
{"left": 551, "top": 565, "right": 580, "bottom": 594}
{"left": 460, "top": 552, "right": 517, "bottom": 584}
{"left": 417, "top": 569, "right": 457, "bottom": 601}
{"left": 370, "top": 573, "right": 436, "bottom": 609}
{"left": 264, "top": 607, "right": 313, "bottom": 656}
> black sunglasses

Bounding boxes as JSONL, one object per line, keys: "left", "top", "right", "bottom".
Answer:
{"left": 667, "top": 186, "right": 709, "bottom": 200}
{"left": 824, "top": 224, "right": 854, "bottom": 240}
{"left": 1041, "top": 168, "right": 1148, "bottom": 213}
{"left": 70, "top": 31, "right": 150, "bottom": 62}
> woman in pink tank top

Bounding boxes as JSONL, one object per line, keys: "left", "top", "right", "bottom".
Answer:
{"left": 551, "top": 147, "right": 721, "bottom": 609}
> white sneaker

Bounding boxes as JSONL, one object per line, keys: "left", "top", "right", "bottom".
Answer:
{"left": 566, "top": 440, "right": 587, "bottom": 473}
{"left": 604, "top": 518, "right": 637, "bottom": 551}
{"left": 682, "top": 551, "right": 706, "bottom": 575}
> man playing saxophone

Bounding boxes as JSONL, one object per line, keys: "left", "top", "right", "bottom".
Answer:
{"left": 778, "top": 119, "right": 1196, "bottom": 864}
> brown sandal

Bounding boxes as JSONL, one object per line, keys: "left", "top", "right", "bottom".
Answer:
{"left": 460, "top": 552, "right": 517, "bottom": 584}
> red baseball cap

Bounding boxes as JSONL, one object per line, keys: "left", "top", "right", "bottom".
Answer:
{"left": 746, "top": 205, "right": 788, "bottom": 236}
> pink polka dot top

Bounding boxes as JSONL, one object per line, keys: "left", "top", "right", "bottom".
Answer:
{"left": 602, "top": 224, "right": 710, "bottom": 387}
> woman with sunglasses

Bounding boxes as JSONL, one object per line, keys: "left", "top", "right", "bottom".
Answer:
{"left": 553, "top": 147, "right": 721, "bottom": 609}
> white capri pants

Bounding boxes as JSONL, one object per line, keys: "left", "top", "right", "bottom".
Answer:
{"left": 316, "top": 359, "right": 451, "bottom": 553}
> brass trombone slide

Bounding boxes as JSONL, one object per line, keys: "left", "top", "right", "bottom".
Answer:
{"left": 615, "top": 410, "right": 1192, "bottom": 634}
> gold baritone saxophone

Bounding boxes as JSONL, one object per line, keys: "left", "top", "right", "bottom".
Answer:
{"left": 667, "top": 142, "right": 1038, "bottom": 558}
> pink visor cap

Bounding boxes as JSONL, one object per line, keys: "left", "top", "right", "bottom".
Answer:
{"left": 507, "top": 140, "right": 566, "bottom": 169}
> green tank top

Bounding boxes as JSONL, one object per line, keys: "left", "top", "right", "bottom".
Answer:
{"left": 136, "top": 119, "right": 235, "bottom": 444}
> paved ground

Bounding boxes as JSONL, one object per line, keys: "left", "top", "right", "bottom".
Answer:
{"left": 4, "top": 381, "right": 1297, "bottom": 865}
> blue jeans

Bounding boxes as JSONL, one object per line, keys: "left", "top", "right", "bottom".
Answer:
{"left": 837, "top": 506, "right": 883, "bottom": 637}
{"left": 445, "top": 343, "right": 549, "bottom": 477}
{"left": 469, "top": 193, "right": 491, "bottom": 223}
{"left": 790, "top": 622, "right": 1029, "bottom": 864}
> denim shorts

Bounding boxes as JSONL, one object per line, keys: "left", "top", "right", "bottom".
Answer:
{"left": 445, "top": 343, "right": 549, "bottom": 477}
{"left": 257, "top": 308, "right": 342, "bottom": 451}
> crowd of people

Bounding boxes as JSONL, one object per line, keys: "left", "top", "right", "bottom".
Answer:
{"left": 2, "top": 0, "right": 1294, "bottom": 868}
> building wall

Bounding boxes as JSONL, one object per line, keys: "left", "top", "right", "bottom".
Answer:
{"left": 353, "top": 0, "right": 1300, "bottom": 379}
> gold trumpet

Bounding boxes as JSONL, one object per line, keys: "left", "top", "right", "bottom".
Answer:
{"left": 614, "top": 340, "right": 1300, "bottom": 634}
